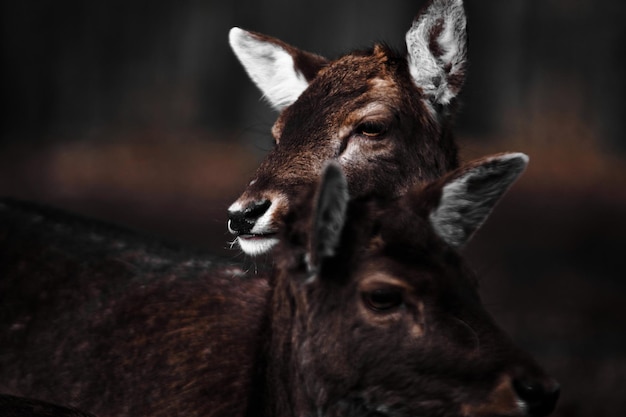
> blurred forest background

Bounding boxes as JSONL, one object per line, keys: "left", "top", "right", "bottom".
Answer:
{"left": 1, "top": 0, "right": 625, "bottom": 415}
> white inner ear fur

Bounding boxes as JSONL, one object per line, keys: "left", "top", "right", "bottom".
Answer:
{"left": 429, "top": 170, "right": 475, "bottom": 248}
{"left": 429, "top": 153, "right": 529, "bottom": 248}
{"left": 229, "top": 27, "right": 309, "bottom": 111}
{"left": 405, "top": 0, "right": 467, "bottom": 105}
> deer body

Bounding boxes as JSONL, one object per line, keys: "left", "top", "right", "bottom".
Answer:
{"left": 0, "top": 200, "right": 269, "bottom": 416}
{"left": 0, "top": 155, "right": 559, "bottom": 417}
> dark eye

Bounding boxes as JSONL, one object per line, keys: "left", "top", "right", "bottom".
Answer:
{"left": 362, "top": 288, "right": 403, "bottom": 312}
{"left": 355, "top": 121, "right": 387, "bottom": 138}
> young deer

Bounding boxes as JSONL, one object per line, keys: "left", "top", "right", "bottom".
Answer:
{"left": 0, "top": 154, "right": 559, "bottom": 417}
{"left": 228, "top": 0, "right": 467, "bottom": 256}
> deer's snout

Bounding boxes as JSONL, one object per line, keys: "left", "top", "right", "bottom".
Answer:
{"left": 228, "top": 200, "right": 271, "bottom": 235}
{"left": 463, "top": 369, "right": 559, "bottom": 417}
{"left": 513, "top": 377, "right": 560, "bottom": 417}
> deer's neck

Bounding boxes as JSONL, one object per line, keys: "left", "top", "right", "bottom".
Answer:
{"left": 264, "top": 273, "right": 315, "bottom": 417}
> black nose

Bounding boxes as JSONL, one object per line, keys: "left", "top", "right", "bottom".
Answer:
{"left": 513, "top": 378, "right": 560, "bottom": 417}
{"left": 228, "top": 200, "right": 271, "bottom": 235}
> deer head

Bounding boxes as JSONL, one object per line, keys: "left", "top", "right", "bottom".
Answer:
{"left": 228, "top": 0, "right": 467, "bottom": 256}
{"left": 267, "top": 153, "right": 559, "bottom": 417}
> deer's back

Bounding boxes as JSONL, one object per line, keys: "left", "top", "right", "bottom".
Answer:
{"left": 0, "top": 199, "right": 270, "bottom": 417}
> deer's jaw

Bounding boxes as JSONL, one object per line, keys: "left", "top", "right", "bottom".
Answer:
{"left": 236, "top": 234, "right": 279, "bottom": 256}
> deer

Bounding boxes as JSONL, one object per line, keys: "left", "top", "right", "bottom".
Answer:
{"left": 0, "top": 153, "right": 559, "bottom": 417}
{"left": 227, "top": 0, "right": 468, "bottom": 256}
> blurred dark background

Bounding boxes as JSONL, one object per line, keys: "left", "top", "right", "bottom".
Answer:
{"left": 1, "top": 0, "right": 625, "bottom": 415}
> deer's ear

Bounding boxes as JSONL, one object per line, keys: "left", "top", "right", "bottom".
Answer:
{"left": 309, "top": 162, "right": 349, "bottom": 269}
{"left": 405, "top": 0, "right": 467, "bottom": 105}
{"left": 229, "top": 28, "right": 328, "bottom": 111}
{"left": 425, "top": 153, "right": 528, "bottom": 248}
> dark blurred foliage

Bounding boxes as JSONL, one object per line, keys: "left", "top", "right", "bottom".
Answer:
{"left": 2, "top": 0, "right": 624, "bottom": 148}
{"left": 1, "top": 1, "right": 625, "bottom": 415}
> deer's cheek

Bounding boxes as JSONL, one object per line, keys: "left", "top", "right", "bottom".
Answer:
{"left": 338, "top": 138, "right": 393, "bottom": 171}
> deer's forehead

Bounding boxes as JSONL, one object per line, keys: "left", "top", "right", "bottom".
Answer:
{"left": 353, "top": 216, "right": 470, "bottom": 287}
{"left": 274, "top": 67, "right": 403, "bottom": 141}
{"left": 320, "top": 45, "right": 391, "bottom": 75}
{"left": 357, "top": 270, "right": 417, "bottom": 293}
{"left": 272, "top": 50, "right": 407, "bottom": 139}
{"left": 353, "top": 250, "right": 433, "bottom": 289}
{"left": 316, "top": 53, "right": 402, "bottom": 100}
{"left": 350, "top": 249, "right": 481, "bottom": 313}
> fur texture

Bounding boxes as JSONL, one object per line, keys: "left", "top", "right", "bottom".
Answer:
{"left": 0, "top": 157, "right": 558, "bottom": 417}
{"left": 228, "top": 0, "right": 466, "bottom": 256}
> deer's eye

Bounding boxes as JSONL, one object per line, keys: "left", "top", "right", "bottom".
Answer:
{"left": 362, "top": 288, "right": 403, "bottom": 312}
{"left": 355, "top": 121, "right": 387, "bottom": 138}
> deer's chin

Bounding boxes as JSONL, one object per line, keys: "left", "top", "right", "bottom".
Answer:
{"left": 237, "top": 234, "right": 279, "bottom": 256}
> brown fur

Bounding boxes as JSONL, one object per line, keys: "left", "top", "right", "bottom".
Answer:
{"left": 229, "top": 2, "right": 464, "bottom": 245}
{"left": 259, "top": 161, "right": 558, "bottom": 417}
{"left": 248, "top": 42, "right": 457, "bottom": 193}
{"left": 0, "top": 200, "right": 269, "bottom": 416}
{"left": 0, "top": 157, "right": 558, "bottom": 417}
{"left": 233, "top": 43, "right": 458, "bottom": 238}
{"left": 0, "top": 394, "right": 96, "bottom": 417}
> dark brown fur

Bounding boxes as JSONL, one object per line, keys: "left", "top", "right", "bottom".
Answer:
{"left": 0, "top": 199, "right": 269, "bottom": 416}
{"left": 228, "top": 0, "right": 466, "bottom": 249}
{"left": 235, "top": 44, "right": 458, "bottom": 239}
{"left": 0, "top": 158, "right": 557, "bottom": 417}
{"left": 256, "top": 162, "right": 557, "bottom": 417}
{"left": 0, "top": 394, "right": 96, "bottom": 417}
